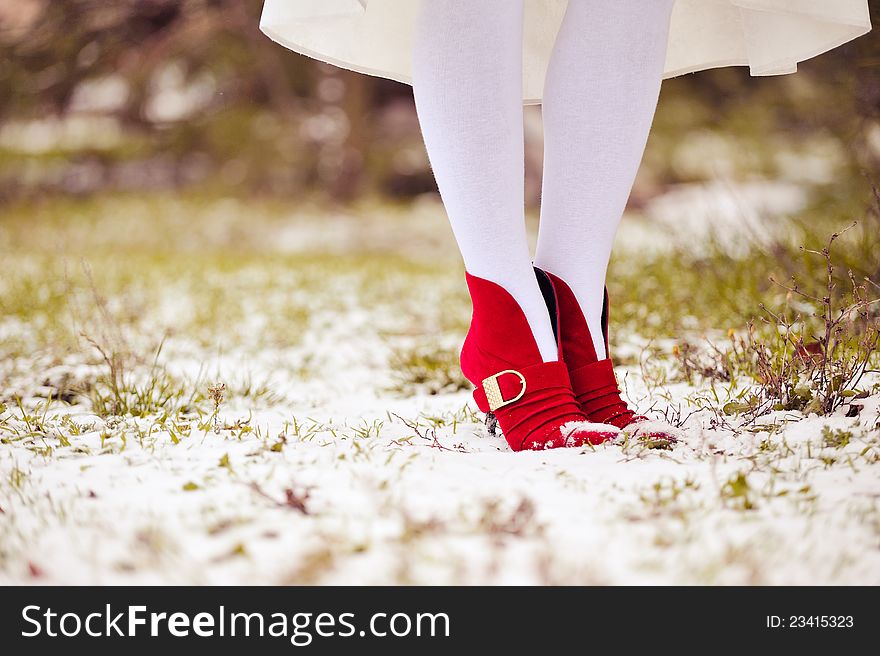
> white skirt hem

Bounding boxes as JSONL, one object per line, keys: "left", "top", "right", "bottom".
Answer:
{"left": 260, "top": 0, "right": 872, "bottom": 104}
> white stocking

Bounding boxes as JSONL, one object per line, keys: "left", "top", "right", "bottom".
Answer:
{"left": 534, "top": 0, "right": 676, "bottom": 359}
{"left": 412, "top": 0, "right": 558, "bottom": 362}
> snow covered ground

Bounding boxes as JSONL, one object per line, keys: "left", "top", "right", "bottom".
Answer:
{"left": 1, "top": 194, "right": 878, "bottom": 585}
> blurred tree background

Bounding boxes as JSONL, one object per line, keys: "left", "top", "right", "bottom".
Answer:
{"left": 0, "top": 0, "right": 877, "bottom": 207}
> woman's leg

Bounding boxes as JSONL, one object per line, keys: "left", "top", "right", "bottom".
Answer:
{"left": 412, "top": 0, "right": 558, "bottom": 363}
{"left": 534, "top": 0, "right": 676, "bottom": 359}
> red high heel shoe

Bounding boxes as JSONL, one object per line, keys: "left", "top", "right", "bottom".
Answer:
{"left": 534, "top": 268, "right": 679, "bottom": 444}
{"left": 460, "top": 272, "right": 620, "bottom": 451}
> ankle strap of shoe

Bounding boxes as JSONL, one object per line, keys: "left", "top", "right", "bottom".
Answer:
{"left": 473, "top": 361, "right": 574, "bottom": 414}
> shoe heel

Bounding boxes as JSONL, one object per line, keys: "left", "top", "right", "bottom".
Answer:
{"left": 485, "top": 412, "right": 497, "bottom": 435}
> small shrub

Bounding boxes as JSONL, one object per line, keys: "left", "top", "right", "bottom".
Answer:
{"left": 723, "top": 225, "right": 879, "bottom": 416}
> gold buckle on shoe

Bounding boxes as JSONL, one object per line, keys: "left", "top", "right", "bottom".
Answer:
{"left": 482, "top": 369, "right": 527, "bottom": 412}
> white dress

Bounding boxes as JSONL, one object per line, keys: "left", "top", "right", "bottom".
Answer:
{"left": 260, "top": 0, "right": 872, "bottom": 104}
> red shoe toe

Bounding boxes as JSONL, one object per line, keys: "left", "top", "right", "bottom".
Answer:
{"left": 622, "top": 417, "right": 681, "bottom": 444}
